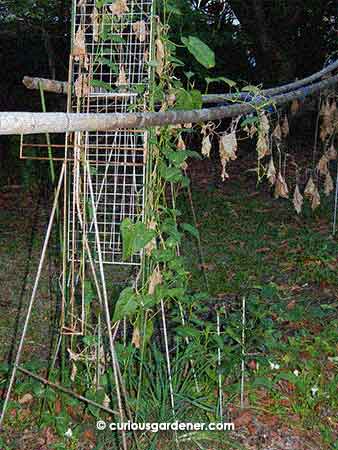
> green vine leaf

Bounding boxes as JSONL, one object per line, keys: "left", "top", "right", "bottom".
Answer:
{"left": 181, "top": 36, "right": 215, "bottom": 69}
{"left": 160, "top": 165, "right": 183, "bottom": 183}
{"left": 180, "top": 223, "right": 199, "bottom": 239}
{"left": 205, "top": 76, "right": 236, "bottom": 88}
{"left": 121, "top": 218, "right": 157, "bottom": 260}
{"left": 176, "top": 326, "right": 201, "bottom": 338}
{"left": 113, "top": 287, "right": 138, "bottom": 321}
{"left": 89, "top": 79, "right": 115, "bottom": 92}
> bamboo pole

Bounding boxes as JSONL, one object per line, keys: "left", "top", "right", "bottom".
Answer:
{"left": 22, "top": 58, "right": 338, "bottom": 102}
{"left": 2, "top": 74, "right": 337, "bottom": 136}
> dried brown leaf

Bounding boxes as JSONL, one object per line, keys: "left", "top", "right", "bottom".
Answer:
{"left": 145, "top": 220, "right": 157, "bottom": 256}
{"left": 274, "top": 172, "right": 289, "bottom": 199}
{"left": 156, "top": 38, "right": 165, "bottom": 76}
{"left": 201, "top": 134, "right": 211, "bottom": 158}
{"left": 311, "top": 185, "right": 320, "bottom": 210}
{"left": 327, "top": 144, "right": 337, "bottom": 160}
{"left": 132, "top": 326, "right": 141, "bottom": 348}
{"left": 316, "top": 154, "right": 329, "bottom": 176}
{"left": 324, "top": 172, "right": 334, "bottom": 196}
{"left": 177, "top": 135, "right": 186, "bottom": 150}
{"left": 19, "top": 393, "right": 33, "bottom": 405}
{"left": 219, "top": 131, "right": 237, "bottom": 180}
{"left": 133, "top": 20, "right": 147, "bottom": 42}
{"left": 281, "top": 115, "right": 289, "bottom": 138}
{"left": 116, "top": 65, "right": 128, "bottom": 86}
{"left": 256, "top": 132, "right": 270, "bottom": 159}
{"left": 267, "top": 156, "right": 276, "bottom": 185}
{"left": 293, "top": 184, "right": 303, "bottom": 214}
{"left": 291, "top": 99, "right": 300, "bottom": 115}
{"left": 304, "top": 176, "right": 316, "bottom": 197}
{"left": 148, "top": 266, "right": 162, "bottom": 295}
{"left": 74, "top": 74, "right": 89, "bottom": 97}
{"left": 272, "top": 123, "right": 282, "bottom": 141}
{"left": 109, "top": 0, "right": 129, "bottom": 17}
{"left": 91, "top": 7, "right": 99, "bottom": 42}
{"left": 73, "top": 24, "right": 86, "bottom": 57}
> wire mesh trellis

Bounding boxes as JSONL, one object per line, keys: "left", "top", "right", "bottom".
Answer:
{"left": 68, "top": 0, "right": 153, "bottom": 266}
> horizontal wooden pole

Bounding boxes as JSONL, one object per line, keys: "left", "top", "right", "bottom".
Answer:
{"left": 23, "top": 58, "right": 338, "bottom": 103}
{"left": 1, "top": 74, "right": 336, "bottom": 135}
{"left": 23, "top": 76, "right": 68, "bottom": 94}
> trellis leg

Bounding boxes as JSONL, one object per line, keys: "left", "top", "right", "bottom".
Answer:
{"left": 0, "top": 163, "right": 65, "bottom": 428}
{"left": 86, "top": 163, "right": 128, "bottom": 450}
{"left": 160, "top": 299, "right": 178, "bottom": 447}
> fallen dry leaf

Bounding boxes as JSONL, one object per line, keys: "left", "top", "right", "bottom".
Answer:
{"left": 18, "top": 393, "right": 33, "bottom": 405}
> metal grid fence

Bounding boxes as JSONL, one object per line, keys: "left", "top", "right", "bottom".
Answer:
{"left": 67, "top": 0, "right": 153, "bottom": 265}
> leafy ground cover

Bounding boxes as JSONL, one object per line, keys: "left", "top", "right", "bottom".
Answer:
{"left": 0, "top": 153, "right": 337, "bottom": 449}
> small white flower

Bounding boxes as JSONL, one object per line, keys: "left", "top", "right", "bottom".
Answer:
{"left": 293, "top": 369, "right": 300, "bottom": 377}
{"left": 269, "top": 361, "right": 280, "bottom": 370}
{"left": 311, "top": 386, "right": 319, "bottom": 397}
{"left": 65, "top": 428, "right": 73, "bottom": 438}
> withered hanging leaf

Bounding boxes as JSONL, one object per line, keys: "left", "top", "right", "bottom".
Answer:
{"left": 156, "top": 38, "right": 165, "bottom": 76}
{"left": 311, "top": 186, "right": 320, "bottom": 210}
{"left": 324, "top": 172, "right": 334, "bottom": 196}
{"left": 293, "top": 184, "right": 303, "bottom": 214}
{"left": 132, "top": 326, "right": 141, "bottom": 348}
{"left": 177, "top": 134, "right": 186, "bottom": 150}
{"left": 109, "top": 0, "right": 129, "bottom": 17}
{"left": 70, "top": 362, "right": 77, "bottom": 382}
{"left": 219, "top": 131, "right": 237, "bottom": 181}
{"left": 274, "top": 172, "right": 289, "bottom": 199}
{"left": 91, "top": 7, "right": 99, "bottom": 42}
{"left": 73, "top": 24, "right": 86, "bottom": 57}
{"left": 133, "top": 20, "right": 147, "bottom": 42}
{"left": 116, "top": 65, "right": 128, "bottom": 86}
{"left": 320, "top": 99, "right": 335, "bottom": 142}
{"left": 144, "top": 220, "right": 157, "bottom": 256}
{"left": 327, "top": 144, "right": 337, "bottom": 160}
{"left": 267, "top": 156, "right": 277, "bottom": 185}
{"left": 316, "top": 154, "right": 329, "bottom": 176}
{"left": 304, "top": 176, "right": 316, "bottom": 197}
{"left": 148, "top": 266, "right": 162, "bottom": 295}
{"left": 201, "top": 134, "right": 211, "bottom": 158}
{"left": 103, "top": 393, "right": 110, "bottom": 409}
{"left": 291, "top": 99, "right": 300, "bottom": 115}
{"left": 256, "top": 132, "right": 270, "bottom": 159}
{"left": 260, "top": 112, "right": 270, "bottom": 134}
{"left": 272, "top": 123, "right": 282, "bottom": 141}
{"left": 281, "top": 115, "right": 289, "bottom": 138}
{"left": 74, "top": 74, "right": 89, "bottom": 97}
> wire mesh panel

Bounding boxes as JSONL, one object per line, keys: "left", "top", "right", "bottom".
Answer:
{"left": 67, "top": 0, "right": 153, "bottom": 265}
